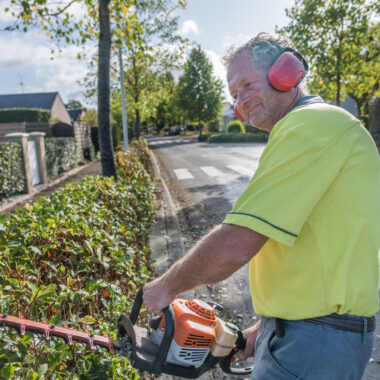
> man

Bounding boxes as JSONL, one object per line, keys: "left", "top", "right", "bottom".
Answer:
{"left": 143, "top": 33, "right": 380, "bottom": 379}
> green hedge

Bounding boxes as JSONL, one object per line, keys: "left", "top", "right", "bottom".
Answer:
{"left": 45, "top": 137, "right": 77, "bottom": 178}
{"left": 0, "top": 142, "right": 26, "bottom": 200}
{"left": 208, "top": 132, "right": 269, "bottom": 143}
{"left": 0, "top": 108, "right": 51, "bottom": 123}
{"left": 226, "top": 120, "right": 245, "bottom": 133}
{"left": 0, "top": 139, "right": 154, "bottom": 378}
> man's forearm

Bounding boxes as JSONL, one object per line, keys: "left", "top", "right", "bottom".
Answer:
{"left": 143, "top": 223, "right": 267, "bottom": 314}
{"left": 162, "top": 224, "right": 267, "bottom": 297}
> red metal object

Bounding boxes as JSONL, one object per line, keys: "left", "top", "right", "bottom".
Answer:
{"left": 0, "top": 313, "right": 114, "bottom": 354}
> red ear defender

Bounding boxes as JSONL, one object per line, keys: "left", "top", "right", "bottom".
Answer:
{"left": 234, "top": 103, "right": 245, "bottom": 122}
{"left": 268, "top": 48, "right": 308, "bottom": 92}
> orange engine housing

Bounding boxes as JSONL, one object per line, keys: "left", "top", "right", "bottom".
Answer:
{"left": 157, "top": 299, "right": 217, "bottom": 349}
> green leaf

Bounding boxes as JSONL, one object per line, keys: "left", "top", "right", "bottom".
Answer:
{"left": 37, "top": 363, "right": 48, "bottom": 376}
{"left": 78, "top": 315, "right": 96, "bottom": 324}
{"left": 1, "top": 363, "right": 15, "bottom": 379}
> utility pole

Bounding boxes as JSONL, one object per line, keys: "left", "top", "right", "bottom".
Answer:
{"left": 118, "top": 46, "right": 129, "bottom": 151}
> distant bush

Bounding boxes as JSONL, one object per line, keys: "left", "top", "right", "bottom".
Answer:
{"left": 244, "top": 124, "right": 263, "bottom": 133}
{"left": 198, "top": 132, "right": 214, "bottom": 142}
{"left": 45, "top": 137, "right": 77, "bottom": 178}
{"left": 209, "top": 120, "right": 221, "bottom": 132}
{"left": 208, "top": 132, "right": 269, "bottom": 143}
{"left": 227, "top": 120, "right": 245, "bottom": 133}
{"left": 0, "top": 108, "right": 51, "bottom": 123}
{"left": 0, "top": 142, "right": 26, "bottom": 200}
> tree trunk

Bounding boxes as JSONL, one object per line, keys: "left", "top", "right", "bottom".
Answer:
{"left": 98, "top": 0, "right": 117, "bottom": 178}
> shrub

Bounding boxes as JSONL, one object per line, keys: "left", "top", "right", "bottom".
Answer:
{"left": 0, "top": 144, "right": 154, "bottom": 378}
{"left": 226, "top": 120, "right": 245, "bottom": 133}
{"left": 129, "top": 138, "right": 154, "bottom": 178}
{"left": 0, "top": 142, "right": 26, "bottom": 200}
{"left": 198, "top": 132, "right": 213, "bottom": 142}
{"left": 208, "top": 132, "right": 269, "bottom": 143}
{"left": 0, "top": 108, "right": 51, "bottom": 123}
{"left": 45, "top": 137, "right": 77, "bottom": 178}
{"left": 209, "top": 120, "right": 221, "bottom": 132}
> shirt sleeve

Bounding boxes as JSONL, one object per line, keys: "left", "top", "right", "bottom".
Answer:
{"left": 223, "top": 114, "right": 352, "bottom": 246}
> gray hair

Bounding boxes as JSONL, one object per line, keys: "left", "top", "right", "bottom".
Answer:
{"left": 223, "top": 32, "right": 294, "bottom": 70}
{"left": 224, "top": 32, "right": 308, "bottom": 92}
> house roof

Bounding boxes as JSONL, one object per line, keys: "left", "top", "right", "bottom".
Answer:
{"left": 0, "top": 92, "right": 59, "bottom": 110}
{"left": 68, "top": 109, "right": 83, "bottom": 122}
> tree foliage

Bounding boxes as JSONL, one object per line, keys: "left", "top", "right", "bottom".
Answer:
{"left": 277, "top": 0, "right": 380, "bottom": 123}
{"left": 111, "top": 0, "right": 187, "bottom": 138}
{"left": 176, "top": 46, "right": 224, "bottom": 132}
{"left": 3, "top": 0, "right": 186, "bottom": 175}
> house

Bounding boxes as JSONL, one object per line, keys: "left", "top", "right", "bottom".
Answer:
{"left": 0, "top": 92, "right": 71, "bottom": 124}
{"left": 68, "top": 109, "right": 84, "bottom": 124}
{"left": 222, "top": 101, "right": 235, "bottom": 131}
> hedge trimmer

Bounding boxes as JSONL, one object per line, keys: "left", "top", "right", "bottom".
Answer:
{"left": 0, "top": 289, "right": 253, "bottom": 378}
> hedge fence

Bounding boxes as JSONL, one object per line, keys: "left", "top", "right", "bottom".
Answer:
{"left": 207, "top": 132, "right": 269, "bottom": 143}
{"left": 45, "top": 137, "right": 77, "bottom": 178}
{"left": 0, "top": 142, "right": 26, "bottom": 201}
{"left": 0, "top": 138, "right": 155, "bottom": 379}
{"left": 0, "top": 108, "right": 51, "bottom": 123}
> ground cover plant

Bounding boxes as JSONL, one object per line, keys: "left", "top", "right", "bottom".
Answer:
{"left": 0, "top": 139, "right": 155, "bottom": 379}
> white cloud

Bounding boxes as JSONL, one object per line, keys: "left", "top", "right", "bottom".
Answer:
{"left": 0, "top": 31, "right": 93, "bottom": 103}
{"left": 180, "top": 20, "right": 200, "bottom": 36}
{"left": 205, "top": 50, "right": 231, "bottom": 101}
{"left": 222, "top": 34, "right": 251, "bottom": 49}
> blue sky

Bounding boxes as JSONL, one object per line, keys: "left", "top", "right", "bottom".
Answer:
{"left": 0, "top": 0, "right": 295, "bottom": 107}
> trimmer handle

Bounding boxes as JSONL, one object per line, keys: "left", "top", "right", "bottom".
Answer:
{"left": 127, "top": 287, "right": 175, "bottom": 375}
{"left": 219, "top": 330, "right": 254, "bottom": 375}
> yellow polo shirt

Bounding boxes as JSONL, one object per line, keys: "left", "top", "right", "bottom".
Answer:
{"left": 223, "top": 103, "right": 380, "bottom": 319}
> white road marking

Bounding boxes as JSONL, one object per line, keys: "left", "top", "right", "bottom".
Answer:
{"left": 200, "top": 166, "right": 224, "bottom": 177}
{"left": 174, "top": 168, "right": 194, "bottom": 180}
{"left": 226, "top": 164, "right": 254, "bottom": 177}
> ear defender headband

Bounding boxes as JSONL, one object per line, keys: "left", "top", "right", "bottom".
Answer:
{"left": 233, "top": 47, "right": 309, "bottom": 121}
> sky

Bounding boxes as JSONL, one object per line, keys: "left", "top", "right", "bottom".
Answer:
{"left": 0, "top": 0, "right": 295, "bottom": 108}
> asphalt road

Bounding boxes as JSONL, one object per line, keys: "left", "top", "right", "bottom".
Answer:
{"left": 148, "top": 134, "right": 380, "bottom": 379}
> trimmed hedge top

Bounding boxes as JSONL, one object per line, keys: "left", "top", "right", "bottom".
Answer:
{"left": 0, "top": 108, "right": 51, "bottom": 123}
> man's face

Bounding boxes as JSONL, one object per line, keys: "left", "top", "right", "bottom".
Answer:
{"left": 227, "top": 54, "right": 285, "bottom": 132}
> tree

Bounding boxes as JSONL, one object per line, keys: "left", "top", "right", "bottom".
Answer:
{"left": 277, "top": 0, "right": 380, "bottom": 123}
{"left": 81, "top": 109, "right": 98, "bottom": 126}
{"left": 176, "top": 46, "right": 224, "bottom": 134}
{"left": 152, "top": 71, "right": 181, "bottom": 133}
{"left": 66, "top": 99, "right": 84, "bottom": 110}
{"left": 113, "top": 0, "right": 187, "bottom": 138}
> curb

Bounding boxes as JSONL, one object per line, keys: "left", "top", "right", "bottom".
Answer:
{"left": 148, "top": 150, "right": 186, "bottom": 275}
{"left": 0, "top": 159, "right": 100, "bottom": 214}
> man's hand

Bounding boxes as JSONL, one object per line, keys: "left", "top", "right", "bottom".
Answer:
{"left": 143, "top": 276, "right": 176, "bottom": 315}
{"left": 239, "top": 319, "right": 261, "bottom": 361}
